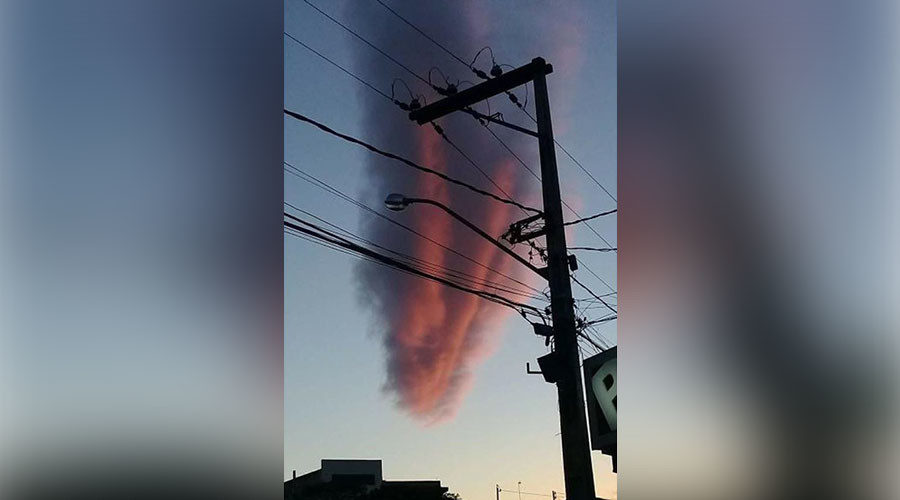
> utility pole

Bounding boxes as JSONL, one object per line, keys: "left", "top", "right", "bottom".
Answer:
{"left": 531, "top": 64, "right": 596, "bottom": 500}
{"left": 409, "top": 58, "right": 596, "bottom": 500}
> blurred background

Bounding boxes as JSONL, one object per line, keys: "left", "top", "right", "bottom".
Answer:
{"left": 0, "top": 1, "right": 283, "bottom": 498}
{"left": 619, "top": 0, "right": 898, "bottom": 499}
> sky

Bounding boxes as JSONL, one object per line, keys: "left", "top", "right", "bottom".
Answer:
{"left": 285, "top": 1, "right": 617, "bottom": 498}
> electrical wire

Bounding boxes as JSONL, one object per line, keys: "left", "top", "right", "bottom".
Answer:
{"left": 301, "top": 0, "right": 430, "bottom": 87}
{"left": 284, "top": 216, "right": 545, "bottom": 318}
{"left": 577, "top": 331, "right": 606, "bottom": 352}
{"left": 571, "top": 275, "right": 616, "bottom": 315}
{"left": 470, "top": 46, "right": 496, "bottom": 68}
{"left": 291, "top": 2, "right": 616, "bottom": 337}
{"left": 284, "top": 32, "right": 392, "bottom": 101}
{"left": 555, "top": 141, "right": 617, "bottom": 203}
{"left": 284, "top": 162, "right": 545, "bottom": 297}
{"left": 564, "top": 208, "right": 617, "bottom": 226}
{"left": 428, "top": 123, "right": 526, "bottom": 214}
{"left": 284, "top": 202, "right": 546, "bottom": 301}
{"left": 373, "top": 0, "right": 470, "bottom": 66}
{"left": 367, "top": 0, "right": 617, "bottom": 204}
{"left": 285, "top": 211, "right": 539, "bottom": 302}
{"left": 580, "top": 261, "right": 616, "bottom": 295}
{"left": 497, "top": 488, "right": 552, "bottom": 497}
{"left": 284, "top": 109, "right": 541, "bottom": 214}
{"left": 585, "top": 314, "right": 618, "bottom": 326}
{"left": 283, "top": 28, "right": 528, "bottom": 216}
{"left": 286, "top": 225, "right": 543, "bottom": 320}
{"left": 368, "top": 0, "right": 532, "bottom": 128}
{"left": 585, "top": 324, "right": 615, "bottom": 351}
{"left": 289, "top": 5, "right": 615, "bottom": 260}
{"left": 496, "top": 126, "right": 615, "bottom": 247}
{"left": 569, "top": 246, "right": 617, "bottom": 253}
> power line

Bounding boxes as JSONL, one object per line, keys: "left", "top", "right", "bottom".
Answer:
{"left": 301, "top": 0, "right": 430, "bottom": 87}
{"left": 292, "top": 1, "right": 615, "bottom": 341}
{"left": 579, "top": 300, "right": 618, "bottom": 311}
{"left": 284, "top": 201, "right": 546, "bottom": 301}
{"left": 498, "top": 488, "right": 552, "bottom": 498}
{"left": 564, "top": 209, "right": 617, "bottom": 226}
{"left": 481, "top": 123, "right": 542, "bottom": 182}
{"left": 493, "top": 127, "right": 614, "bottom": 247}
{"left": 284, "top": 109, "right": 541, "bottom": 214}
{"left": 584, "top": 327, "right": 612, "bottom": 353}
{"left": 285, "top": 210, "right": 540, "bottom": 301}
{"left": 292, "top": 2, "right": 615, "bottom": 257}
{"left": 286, "top": 225, "right": 541, "bottom": 318}
{"left": 585, "top": 315, "right": 617, "bottom": 327}
{"left": 525, "top": 240, "right": 616, "bottom": 295}
{"left": 554, "top": 141, "right": 616, "bottom": 202}
{"left": 373, "top": 0, "right": 470, "bottom": 68}
{"left": 579, "top": 261, "right": 616, "bottom": 294}
{"left": 571, "top": 275, "right": 616, "bottom": 315}
{"left": 574, "top": 305, "right": 613, "bottom": 352}
{"left": 285, "top": 216, "right": 545, "bottom": 318}
{"left": 585, "top": 324, "right": 615, "bottom": 350}
{"left": 577, "top": 330, "right": 606, "bottom": 352}
{"left": 370, "top": 0, "right": 616, "bottom": 205}
{"left": 285, "top": 217, "right": 529, "bottom": 312}
{"left": 429, "top": 122, "right": 527, "bottom": 215}
{"left": 569, "top": 246, "right": 616, "bottom": 253}
{"left": 284, "top": 162, "right": 546, "bottom": 297}
{"left": 461, "top": 103, "right": 614, "bottom": 248}
{"left": 289, "top": 7, "right": 525, "bottom": 212}
{"left": 284, "top": 32, "right": 392, "bottom": 101}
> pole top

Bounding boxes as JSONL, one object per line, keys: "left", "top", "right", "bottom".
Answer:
{"left": 531, "top": 57, "right": 553, "bottom": 74}
{"left": 409, "top": 58, "right": 552, "bottom": 124}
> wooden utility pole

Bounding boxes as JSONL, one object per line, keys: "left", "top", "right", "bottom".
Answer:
{"left": 531, "top": 62, "right": 596, "bottom": 500}
{"left": 409, "top": 58, "right": 596, "bottom": 500}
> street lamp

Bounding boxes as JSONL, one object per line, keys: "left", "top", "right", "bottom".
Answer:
{"left": 384, "top": 193, "right": 547, "bottom": 279}
{"left": 384, "top": 193, "right": 409, "bottom": 211}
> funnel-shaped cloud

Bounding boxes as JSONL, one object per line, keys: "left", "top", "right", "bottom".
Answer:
{"left": 345, "top": 1, "right": 540, "bottom": 422}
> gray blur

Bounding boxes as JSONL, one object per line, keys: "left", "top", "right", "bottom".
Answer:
{"left": 0, "top": 1, "right": 283, "bottom": 498}
{"left": 619, "top": 1, "right": 898, "bottom": 499}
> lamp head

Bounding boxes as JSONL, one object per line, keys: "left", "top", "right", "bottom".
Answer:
{"left": 384, "top": 193, "right": 409, "bottom": 211}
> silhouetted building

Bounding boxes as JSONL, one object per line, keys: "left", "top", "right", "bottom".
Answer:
{"left": 285, "top": 459, "right": 449, "bottom": 500}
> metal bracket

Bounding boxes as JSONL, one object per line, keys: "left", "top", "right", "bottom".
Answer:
{"left": 526, "top": 362, "right": 543, "bottom": 375}
{"left": 504, "top": 213, "right": 546, "bottom": 244}
{"left": 461, "top": 108, "right": 540, "bottom": 138}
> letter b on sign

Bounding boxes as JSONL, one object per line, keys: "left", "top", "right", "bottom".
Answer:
{"left": 591, "top": 357, "right": 616, "bottom": 431}
{"left": 583, "top": 347, "right": 616, "bottom": 471}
